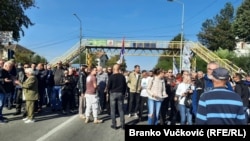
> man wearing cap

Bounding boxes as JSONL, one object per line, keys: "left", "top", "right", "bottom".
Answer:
{"left": 192, "top": 61, "right": 233, "bottom": 116}
{"left": 195, "top": 67, "right": 247, "bottom": 125}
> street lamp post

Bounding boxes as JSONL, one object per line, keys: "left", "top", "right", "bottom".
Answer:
{"left": 168, "top": 0, "right": 184, "bottom": 73}
{"left": 73, "top": 13, "right": 82, "bottom": 68}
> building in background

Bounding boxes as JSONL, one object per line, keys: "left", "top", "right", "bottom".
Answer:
{"left": 234, "top": 41, "right": 250, "bottom": 57}
{"left": 95, "top": 51, "right": 108, "bottom": 67}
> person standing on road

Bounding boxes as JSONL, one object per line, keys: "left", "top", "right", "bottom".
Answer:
{"left": 96, "top": 66, "right": 109, "bottom": 114}
{"left": 107, "top": 64, "right": 127, "bottom": 129}
{"left": 36, "top": 63, "right": 47, "bottom": 113}
{"left": 147, "top": 68, "right": 168, "bottom": 125}
{"left": 51, "top": 61, "right": 65, "bottom": 112}
{"left": 127, "top": 65, "right": 141, "bottom": 118}
{"left": 138, "top": 70, "right": 150, "bottom": 122}
{"left": 84, "top": 67, "right": 103, "bottom": 124}
{"left": 196, "top": 67, "right": 247, "bottom": 125}
{"left": 13, "top": 63, "right": 27, "bottom": 115}
{"left": 15, "top": 68, "right": 39, "bottom": 123}
{"left": 78, "top": 64, "right": 88, "bottom": 119}
{"left": 0, "top": 60, "right": 13, "bottom": 123}
{"left": 233, "top": 73, "right": 250, "bottom": 123}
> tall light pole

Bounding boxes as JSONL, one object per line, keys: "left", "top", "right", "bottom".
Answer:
{"left": 168, "top": 0, "right": 184, "bottom": 73}
{"left": 73, "top": 13, "right": 82, "bottom": 68}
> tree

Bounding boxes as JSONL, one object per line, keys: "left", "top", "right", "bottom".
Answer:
{"left": 155, "top": 34, "right": 183, "bottom": 70}
{"left": 73, "top": 52, "right": 87, "bottom": 65}
{"left": 0, "top": 0, "right": 36, "bottom": 41}
{"left": 106, "top": 55, "right": 127, "bottom": 71}
{"left": 233, "top": 0, "right": 250, "bottom": 42}
{"left": 14, "top": 51, "right": 34, "bottom": 64}
{"left": 30, "top": 54, "right": 47, "bottom": 64}
{"left": 197, "top": 2, "right": 235, "bottom": 51}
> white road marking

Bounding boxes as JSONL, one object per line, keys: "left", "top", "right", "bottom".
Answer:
{"left": 36, "top": 115, "right": 77, "bottom": 141}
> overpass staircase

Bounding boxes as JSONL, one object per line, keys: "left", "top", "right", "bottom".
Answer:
{"left": 50, "top": 39, "right": 87, "bottom": 67}
{"left": 190, "top": 42, "right": 245, "bottom": 76}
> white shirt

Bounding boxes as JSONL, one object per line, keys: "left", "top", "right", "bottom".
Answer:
{"left": 140, "top": 77, "right": 151, "bottom": 97}
{"left": 175, "top": 82, "right": 191, "bottom": 105}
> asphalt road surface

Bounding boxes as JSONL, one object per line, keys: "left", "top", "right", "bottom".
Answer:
{"left": 0, "top": 105, "right": 147, "bottom": 141}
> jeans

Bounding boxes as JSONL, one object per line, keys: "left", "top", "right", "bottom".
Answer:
{"left": 128, "top": 92, "right": 140, "bottom": 114}
{"left": 139, "top": 96, "right": 148, "bottom": 119}
{"left": 4, "top": 93, "right": 12, "bottom": 108}
{"left": 178, "top": 104, "right": 193, "bottom": 125}
{"left": 51, "top": 86, "right": 62, "bottom": 110}
{"left": 45, "top": 86, "right": 53, "bottom": 106}
{"left": 97, "top": 87, "right": 106, "bottom": 111}
{"left": 0, "top": 93, "right": 5, "bottom": 118}
{"left": 110, "top": 92, "right": 125, "bottom": 126}
{"left": 147, "top": 98, "right": 162, "bottom": 125}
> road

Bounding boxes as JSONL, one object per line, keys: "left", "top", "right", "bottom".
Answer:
{"left": 0, "top": 105, "right": 147, "bottom": 141}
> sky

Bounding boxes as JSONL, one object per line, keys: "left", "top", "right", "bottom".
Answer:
{"left": 18, "top": 0, "right": 243, "bottom": 71}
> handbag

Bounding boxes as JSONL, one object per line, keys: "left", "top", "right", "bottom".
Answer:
{"left": 184, "top": 94, "right": 192, "bottom": 108}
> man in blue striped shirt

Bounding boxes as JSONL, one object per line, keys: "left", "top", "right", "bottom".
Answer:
{"left": 196, "top": 67, "right": 247, "bottom": 125}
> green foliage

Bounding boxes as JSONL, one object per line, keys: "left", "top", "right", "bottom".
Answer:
{"left": 73, "top": 53, "right": 87, "bottom": 65}
{"left": 13, "top": 50, "right": 46, "bottom": 64}
{"left": 0, "top": 0, "right": 36, "bottom": 41}
{"left": 194, "top": 56, "right": 207, "bottom": 72}
{"left": 155, "top": 56, "right": 172, "bottom": 70}
{"left": 213, "top": 48, "right": 250, "bottom": 73}
{"left": 197, "top": 2, "right": 236, "bottom": 51}
{"left": 30, "top": 54, "right": 47, "bottom": 64}
{"left": 233, "top": 0, "right": 250, "bottom": 42}
{"left": 214, "top": 47, "right": 235, "bottom": 59}
{"left": 231, "top": 55, "right": 250, "bottom": 74}
{"left": 155, "top": 34, "right": 184, "bottom": 71}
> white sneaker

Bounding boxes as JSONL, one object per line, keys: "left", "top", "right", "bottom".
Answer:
{"left": 24, "top": 119, "right": 35, "bottom": 123}
{"left": 79, "top": 115, "right": 86, "bottom": 119}
{"left": 134, "top": 113, "right": 138, "bottom": 118}
{"left": 128, "top": 114, "right": 131, "bottom": 118}
{"left": 22, "top": 117, "right": 28, "bottom": 121}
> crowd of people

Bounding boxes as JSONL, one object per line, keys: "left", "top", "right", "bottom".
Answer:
{"left": 0, "top": 59, "right": 249, "bottom": 128}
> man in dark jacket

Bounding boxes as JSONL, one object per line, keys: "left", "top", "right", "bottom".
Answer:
{"left": 78, "top": 64, "right": 88, "bottom": 119}
{"left": 0, "top": 60, "right": 13, "bottom": 123}
{"left": 107, "top": 64, "right": 127, "bottom": 129}
{"left": 233, "top": 73, "right": 250, "bottom": 122}
{"left": 13, "top": 63, "right": 27, "bottom": 115}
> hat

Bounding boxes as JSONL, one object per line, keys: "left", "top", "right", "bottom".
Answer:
{"left": 212, "top": 67, "right": 230, "bottom": 80}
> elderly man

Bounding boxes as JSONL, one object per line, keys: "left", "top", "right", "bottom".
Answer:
{"left": 15, "top": 68, "right": 39, "bottom": 123}
{"left": 96, "top": 66, "right": 108, "bottom": 114}
{"left": 196, "top": 67, "right": 247, "bottom": 125}
{"left": 0, "top": 60, "right": 13, "bottom": 123}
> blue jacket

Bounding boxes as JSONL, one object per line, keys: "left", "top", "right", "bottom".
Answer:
{"left": 192, "top": 74, "right": 233, "bottom": 115}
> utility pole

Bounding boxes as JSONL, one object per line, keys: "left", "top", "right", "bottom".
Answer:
{"left": 73, "top": 13, "right": 82, "bottom": 68}
{"left": 168, "top": 0, "right": 184, "bottom": 72}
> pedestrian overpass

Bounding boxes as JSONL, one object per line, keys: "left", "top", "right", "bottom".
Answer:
{"left": 49, "top": 38, "right": 245, "bottom": 76}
